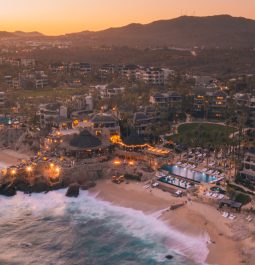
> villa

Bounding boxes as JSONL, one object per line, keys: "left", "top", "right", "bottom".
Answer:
{"left": 90, "top": 113, "right": 120, "bottom": 139}
{"left": 0, "top": 92, "right": 5, "bottom": 108}
{"left": 237, "top": 148, "right": 255, "bottom": 189}
{"left": 193, "top": 90, "right": 227, "bottom": 119}
{"left": 233, "top": 93, "right": 255, "bottom": 127}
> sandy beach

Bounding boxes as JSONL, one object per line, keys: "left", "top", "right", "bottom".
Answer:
{"left": 91, "top": 179, "right": 255, "bottom": 265}
{"left": 0, "top": 149, "right": 30, "bottom": 169}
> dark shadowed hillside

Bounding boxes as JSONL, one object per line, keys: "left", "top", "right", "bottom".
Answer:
{"left": 64, "top": 15, "right": 255, "bottom": 48}
{"left": 13, "top": 31, "right": 44, "bottom": 37}
{"left": 1, "top": 15, "right": 255, "bottom": 48}
{"left": 0, "top": 31, "right": 15, "bottom": 38}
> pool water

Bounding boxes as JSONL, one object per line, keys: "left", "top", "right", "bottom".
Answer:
{"left": 161, "top": 165, "right": 218, "bottom": 183}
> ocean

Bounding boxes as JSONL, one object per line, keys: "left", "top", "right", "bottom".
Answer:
{"left": 0, "top": 190, "right": 209, "bottom": 265}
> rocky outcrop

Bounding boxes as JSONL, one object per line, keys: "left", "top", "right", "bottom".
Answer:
{"left": 0, "top": 183, "right": 17, "bottom": 197}
{"left": 13, "top": 179, "right": 31, "bottom": 194}
{"left": 0, "top": 162, "right": 108, "bottom": 197}
{"left": 165, "top": 255, "right": 174, "bottom": 260}
{"left": 66, "top": 183, "right": 80, "bottom": 197}
{"left": 81, "top": 181, "right": 96, "bottom": 190}
{"left": 32, "top": 180, "right": 50, "bottom": 193}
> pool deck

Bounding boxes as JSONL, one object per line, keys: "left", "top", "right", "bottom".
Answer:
{"left": 159, "top": 171, "right": 200, "bottom": 184}
{"left": 160, "top": 163, "right": 221, "bottom": 183}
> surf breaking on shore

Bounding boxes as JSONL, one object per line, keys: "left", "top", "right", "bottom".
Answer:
{"left": 0, "top": 190, "right": 209, "bottom": 265}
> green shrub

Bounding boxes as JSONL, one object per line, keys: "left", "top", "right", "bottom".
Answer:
{"left": 124, "top": 173, "right": 142, "bottom": 181}
{"left": 227, "top": 186, "right": 252, "bottom": 205}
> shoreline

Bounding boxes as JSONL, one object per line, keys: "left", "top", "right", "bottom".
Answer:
{"left": 90, "top": 179, "right": 252, "bottom": 265}
{"left": 0, "top": 146, "right": 253, "bottom": 265}
{"left": 0, "top": 177, "right": 253, "bottom": 264}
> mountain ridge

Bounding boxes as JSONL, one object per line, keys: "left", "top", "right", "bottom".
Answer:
{"left": 1, "top": 15, "right": 255, "bottom": 48}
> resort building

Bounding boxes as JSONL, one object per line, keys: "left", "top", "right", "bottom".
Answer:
{"left": 194, "top": 75, "right": 218, "bottom": 91}
{"left": 97, "top": 85, "right": 125, "bottom": 99}
{"left": 237, "top": 148, "right": 255, "bottom": 189}
{"left": 90, "top": 113, "right": 120, "bottom": 139}
{"left": 99, "top": 64, "right": 115, "bottom": 74}
{"left": 136, "top": 67, "right": 165, "bottom": 85}
{"left": 69, "top": 95, "right": 94, "bottom": 120}
{"left": 193, "top": 90, "right": 227, "bottom": 119}
{"left": 144, "top": 106, "right": 161, "bottom": 122}
{"left": 79, "top": 63, "right": 92, "bottom": 74}
{"left": 38, "top": 103, "right": 68, "bottom": 128}
{"left": 233, "top": 93, "right": 255, "bottom": 127}
{"left": 206, "top": 90, "right": 228, "bottom": 119}
{"left": 150, "top": 92, "right": 182, "bottom": 112}
{"left": 12, "top": 78, "right": 21, "bottom": 89}
{"left": 193, "top": 94, "right": 205, "bottom": 117}
{"left": 4, "top": 76, "right": 13, "bottom": 86}
{"left": 122, "top": 64, "right": 139, "bottom": 79}
{"left": 0, "top": 92, "right": 5, "bottom": 108}
{"left": 20, "top": 58, "right": 36, "bottom": 68}
{"left": 133, "top": 112, "right": 153, "bottom": 136}
{"left": 69, "top": 95, "right": 93, "bottom": 112}
{"left": 49, "top": 62, "right": 67, "bottom": 73}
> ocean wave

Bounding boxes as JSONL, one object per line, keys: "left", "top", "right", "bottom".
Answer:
{"left": 0, "top": 161, "right": 9, "bottom": 170}
{"left": 0, "top": 190, "right": 209, "bottom": 265}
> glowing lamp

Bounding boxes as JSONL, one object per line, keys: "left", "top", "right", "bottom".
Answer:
{"left": 26, "top": 166, "right": 32, "bottom": 172}
{"left": 113, "top": 160, "right": 121, "bottom": 165}
{"left": 11, "top": 169, "right": 17, "bottom": 175}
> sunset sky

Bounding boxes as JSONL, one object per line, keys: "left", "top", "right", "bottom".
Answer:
{"left": 0, "top": 0, "right": 254, "bottom": 35}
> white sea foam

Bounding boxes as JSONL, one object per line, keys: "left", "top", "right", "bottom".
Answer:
{"left": 0, "top": 190, "right": 209, "bottom": 265}
{"left": 0, "top": 162, "right": 9, "bottom": 170}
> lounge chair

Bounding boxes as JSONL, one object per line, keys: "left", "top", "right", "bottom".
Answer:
{"left": 247, "top": 217, "right": 253, "bottom": 222}
{"left": 222, "top": 212, "right": 225, "bottom": 217}
{"left": 218, "top": 194, "right": 224, "bottom": 199}
{"left": 228, "top": 214, "right": 236, "bottom": 220}
{"left": 246, "top": 215, "right": 253, "bottom": 222}
{"left": 222, "top": 212, "right": 228, "bottom": 217}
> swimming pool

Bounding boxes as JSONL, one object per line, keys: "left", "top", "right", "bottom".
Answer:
{"left": 160, "top": 165, "right": 218, "bottom": 183}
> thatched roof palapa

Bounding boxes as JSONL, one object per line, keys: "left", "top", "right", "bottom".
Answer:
{"left": 69, "top": 130, "right": 101, "bottom": 150}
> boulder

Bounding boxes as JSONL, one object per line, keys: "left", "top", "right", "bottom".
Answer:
{"left": 13, "top": 179, "right": 31, "bottom": 193}
{"left": 49, "top": 181, "right": 67, "bottom": 191}
{"left": 62, "top": 176, "right": 72, "bottom": 187}
{"left": 0, "top": 183, "right": 16, "bottom": 197}
{"left": 66, "top": 183, "right": 80, "bottom": 197}
{"left": 31, "top": 180, "right": 49, "bottom": 193}
{"left": 165, "top": 255, "right": 174, "bottom": 260}
{"left": 80, "top": 181, "right": 96, "bottom": 190}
